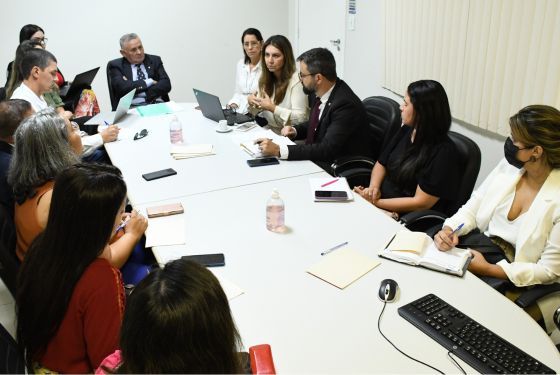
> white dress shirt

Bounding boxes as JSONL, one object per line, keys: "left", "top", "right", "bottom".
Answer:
{"left": 228, "top": 59, "right": 262, "bottom": 114}
{"left": 131, "top": 63, "right": 154, "bottom": 105}
{"left": 10, "top": 82, "right": 48, "bottom": 111}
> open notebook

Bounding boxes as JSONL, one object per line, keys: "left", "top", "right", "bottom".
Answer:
{"left": 378, "top": 230, "right": 472, "bottom": 276}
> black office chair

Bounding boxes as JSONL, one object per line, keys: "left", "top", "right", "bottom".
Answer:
{"left": 0, "top": 322, "right": 24, "bottom": 373}
{"left": 106, "top": 63, "right": 118, "bottom": 111}
{"left": 330, "top": 96, "right": 401, "bottom": 188}
{"left": 0, "top": 87, "right": 6, "bottom": 102}
{"left": 0, "top": 205, "right": 19, "bottom": 298}
{"left": 399, "top": 131, "right": 482, "bottom": 235}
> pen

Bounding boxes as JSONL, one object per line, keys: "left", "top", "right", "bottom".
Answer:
{"left": 448, "top": 223, "right": 464, "bottom": 238}
{"left": 240, "top": 143, "right": 255, "bottom": 156}
{"left": 115, "top": 216, "right": 131, "bottom": 233}
{"left": 321, "top": 178, "right": 339, "bottom": 188}
{"left": 321, "top": 241, "right": 348, "bottom": 256}
{"left": 104, "top": 120, "right": 110, "bottom": 126}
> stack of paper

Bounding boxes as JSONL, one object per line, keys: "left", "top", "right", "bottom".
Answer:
{"left": 170, "top": 144, "right": 214, "bottom": 159}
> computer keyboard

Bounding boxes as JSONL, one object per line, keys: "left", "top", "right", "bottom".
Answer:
{"left": 398, "top": 294, "right": 555, "bottom": 374}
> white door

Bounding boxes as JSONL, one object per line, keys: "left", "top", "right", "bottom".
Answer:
{"left": 296, "top": 0, "right": 347, "bottom": 78}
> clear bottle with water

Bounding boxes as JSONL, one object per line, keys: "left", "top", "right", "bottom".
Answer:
{"left": 266, "top": 189, "right": 285, "bottom": 232}
{"left": 169, "top": 115, "right": 183, "bottom": 144}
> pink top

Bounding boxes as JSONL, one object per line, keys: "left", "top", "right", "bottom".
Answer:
{"left": 95, "top": 350, "right": 122, "bottom": 374}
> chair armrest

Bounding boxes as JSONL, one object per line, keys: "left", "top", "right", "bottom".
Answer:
{"left": 330, "top": 156, "right": 376, "bottom": 176}
{"left": 399, "top": 210, "right": 448, "bottom": 227}
{"left": 514, "top": 283, "right": 560, "bottom": 309}
{"left": 249, "top": 344, "right": 276, "bottom": 374}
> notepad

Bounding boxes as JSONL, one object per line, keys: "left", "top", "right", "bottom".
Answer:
{"left": 378, "top": 230, "right": 472, "bottom": 276}
{"left": 307, "top": 248, "right": 380, "bottom": 289}
{"left": 170, "top": 144, "right": 214, "bottom": 159}
{"left": 144, "top": 213, "right": 186, "bottom": 247}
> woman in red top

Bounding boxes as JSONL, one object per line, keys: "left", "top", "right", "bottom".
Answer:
{"left": 16, "top": 163, "right": 130, "bottom": 373}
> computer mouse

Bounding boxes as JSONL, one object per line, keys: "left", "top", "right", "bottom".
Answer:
{"left": 378, "top": 279, "right": 399, "bottom": 302}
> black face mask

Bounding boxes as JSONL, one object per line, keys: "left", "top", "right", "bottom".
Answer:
{"left": 504, "top": 137, "right": 531, "bottom": 169}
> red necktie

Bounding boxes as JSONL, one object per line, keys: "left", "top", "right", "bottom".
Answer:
{"left": 305, "top": 98, "right": 322, "bottom": 145}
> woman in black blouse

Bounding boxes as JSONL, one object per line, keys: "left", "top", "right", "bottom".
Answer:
{"left": 354, "top": 80, "right": 459, "bottom": 219}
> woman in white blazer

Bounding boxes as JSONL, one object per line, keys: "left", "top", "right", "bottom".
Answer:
{"left": 247, "top": 35, "right": 309, "bottom": 134}
{"left": 435, "top": 105, "right": 560, "bottom": 332}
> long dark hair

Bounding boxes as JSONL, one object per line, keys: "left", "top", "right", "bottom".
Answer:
{"left": 6, "top": 39, "right": 43, "bottom": 98}
{"left": 392, "top": 80, "right": 452, "bottom": 188}
{"left": 115, "top": 259, "right": 243, "bottom": 373}
{"left": 16, "top": 163, "right": 127, "bottom": 371}
{"left": 259, "top": 35, "right": 296, "bottom": 105}
{"left": 241, "top": 27, "right": 263, "bottom": 64}
{"left": 19, "top": 24, "right": 44, "bottom": 43}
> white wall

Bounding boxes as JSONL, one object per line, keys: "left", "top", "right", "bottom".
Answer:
{"left": 341, "top": 0, "right": 506, "bottom": 187}
{"left": 0, "top": 0, "right": 289, "bottom": 112}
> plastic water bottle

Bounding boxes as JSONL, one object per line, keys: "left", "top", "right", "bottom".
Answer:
{"left": 169, "top": 115, "right": 183, "bottom": 144}
{"left": 266, "top": 189, "right": 285, "bottom": 232}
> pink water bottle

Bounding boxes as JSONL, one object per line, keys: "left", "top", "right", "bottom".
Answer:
{"left": 266, "top": 189, "right": 285, "bottom": 232}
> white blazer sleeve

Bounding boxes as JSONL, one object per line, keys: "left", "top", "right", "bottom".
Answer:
{"left": 272, "top": 73, "right": 309, "bottom": 127}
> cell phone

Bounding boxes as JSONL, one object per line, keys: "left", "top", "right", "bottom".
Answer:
{"left": 146, "top": 203, "right": 184, "bottom": 218}
{"left": 315, "top": 190, "right": 348, "bottom": 199}
{"left": 236, "top": 122, "right": 257, "bottom": 132}
{"left": 182, "top": 253, "right": 225, "bottom": 267}
{"left": 247, "top": 157, "right": 280, "bottom": 167}
{"left": 142, "top": 168, "right": 177, "bottom": 181}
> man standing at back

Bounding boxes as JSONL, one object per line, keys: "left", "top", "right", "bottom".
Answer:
{"left": 10, "top": 49, "right": 57, "bottom": 112}
{"left": 108, "top": 33, "right": 171, "bottom": 108}
{"left": 257, "top": 47, "right": 373, "bottom": 171}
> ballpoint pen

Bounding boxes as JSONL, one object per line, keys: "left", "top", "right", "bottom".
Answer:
{"left": 321, "top": 241, "right": 348, "bottom": 256}
{"left": 321, "top": 178, "right": 339, "bottom": 188}
{"left": 115, "top": 216, "right": 131, "bottom": 233}
{"left": 448, "top": 223, "right": 464, "bottom": 238}
{"left": 240, "top": 143, "right": 256, "bottom": 156}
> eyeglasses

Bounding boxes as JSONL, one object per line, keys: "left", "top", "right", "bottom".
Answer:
{"left": 134, "top": 129, "right": 148, "bottom": 140}
{"left": 298, "top": 72, "right": 315, "bottom": 80}
{"left": 243, "top": 41, "right": 260, "bottom": 48}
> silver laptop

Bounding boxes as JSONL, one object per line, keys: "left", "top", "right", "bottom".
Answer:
{"left": 85, "top": 88, "right": 136, "bottom": 125}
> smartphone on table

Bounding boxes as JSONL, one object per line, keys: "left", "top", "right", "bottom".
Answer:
{"left": 246, "top": 157, "right": 279, "bottom": 167}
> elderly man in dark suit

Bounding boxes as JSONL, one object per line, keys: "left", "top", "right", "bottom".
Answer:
{"left": 107, "top": 33, "right": 171, "bottom": 109}
{"left": 257, "top": 47, "right": 374, "bottom": 171}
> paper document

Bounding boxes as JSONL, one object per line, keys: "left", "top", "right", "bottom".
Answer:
{"left": 379, "top": 230, "right": 471, "bottom": 276}
{"left": 144, "top": 213, "right": 186, "bottom": 247}
{"left": 232, "top": 129, "right": 293, "bottom": 157}
{"left": 170, "top": 144, "right": 214, "bottom": 159}
{"left": 307, "top": 248, "right": 380, "bottom": 289}
{"left": 210, "top": 271, "right": 245, "bottom": 301}
{"left": 308, "top": 177, "right": 354, "bottom": 202}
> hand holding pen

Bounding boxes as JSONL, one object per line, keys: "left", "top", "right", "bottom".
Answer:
{"left": 434, "top": 223, "right": 464, "bottom": 252}
{"left": 116, "top": 210, "right": 148, "bottom": 237}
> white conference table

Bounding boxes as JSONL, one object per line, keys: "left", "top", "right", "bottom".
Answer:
{"left": 103, "top": 103, "right": 323, "bottom": 205}
{"left": 138, "top": 173, "right": 560, "bottom": 373}
{"left": 105, "top": 105, "right": 560, "bottom": 373}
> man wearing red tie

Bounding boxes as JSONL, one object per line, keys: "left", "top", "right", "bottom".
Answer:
{"left": 107, "top": 33, "right": 171, "bottom": 109}
{"left": 257, "top": 48, "right": 373, "bottom": 171}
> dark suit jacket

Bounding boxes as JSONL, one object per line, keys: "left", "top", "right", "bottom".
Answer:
{"left": 0, "top": 141, "right": 14, "bottom": 218}
{"left": 289, "top": 79, "right": 374, "bottom": 171}
{"left": 107, "top": 54, "right": 171, "bottom": 107}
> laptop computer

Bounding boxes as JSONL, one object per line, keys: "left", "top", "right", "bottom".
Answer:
{"left": 85, "top": 88, "right": 136, "bottom": 125}
{"left": 59, "top": 67, "right": 100, "bottom": 97}
{"left": 193, "top": 88, "right": 253, "bottom": 124}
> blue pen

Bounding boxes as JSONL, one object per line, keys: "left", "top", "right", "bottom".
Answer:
{"left": 448, "top": 223, "right": 464, "bottom": 238}
{"left": 321, "top": 241, "right": 348, "bottom": 256}
{"left": 115, "top": 216, "right": 131, "bottom": 233}
{"left": 104, "top": 120, "right": 110, "bottom": 126}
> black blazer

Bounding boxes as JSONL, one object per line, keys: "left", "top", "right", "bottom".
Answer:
{"left": 289, "top": 79, "right": 374, "bottom": 170}
{"left": 107, "top": 54, "right": 171, "bottom": 104}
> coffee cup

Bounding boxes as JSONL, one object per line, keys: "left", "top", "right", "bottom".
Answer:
{"left": 217, "top": 120, "right": 228, "bottom": 132}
